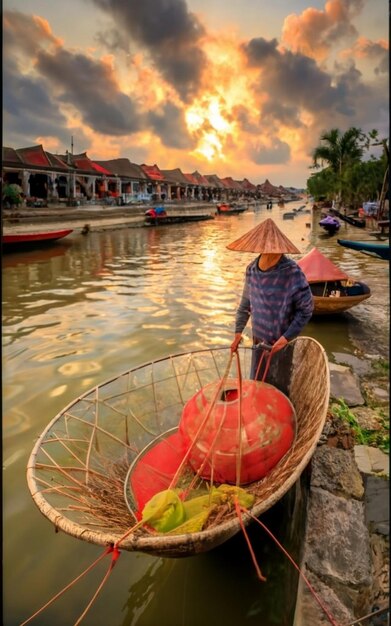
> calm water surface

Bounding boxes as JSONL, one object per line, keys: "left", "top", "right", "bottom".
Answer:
{"left": 3, "top": 203, "right": 389, "bottom": 626}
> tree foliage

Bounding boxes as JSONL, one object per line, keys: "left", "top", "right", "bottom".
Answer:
{"left": 2, "top": 183, "right": 23, "bottom": 207}
{"left": 307, "top": 127, "right": 388, "bottom": 207}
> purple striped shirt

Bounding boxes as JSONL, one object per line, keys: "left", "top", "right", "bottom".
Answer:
{"left": 235, "top": 255, "right": 313, "bottom": 344}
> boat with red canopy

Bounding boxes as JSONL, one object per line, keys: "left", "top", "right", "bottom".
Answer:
{"left": 297, "top": 247, "right": 371, "bottom": 314}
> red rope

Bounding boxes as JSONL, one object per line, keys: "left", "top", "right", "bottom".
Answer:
{"left": 234, "top": 499, "right": 266, "bottom": 581}
{"left": 73, "top": 547, "right": 121, "bottom": 626}
{"left": 19, "top": 546, "right": 115, "bottom": 626}
{"left": 168, "top": 351, "right": 234, "bottom": 490}
{"left": 240, "top": 506, "right": 341, "bottom": 626}
{"left": 234, "top": 351, "right": 244, "bottom": 486}
{"left": 254, "top": 347, "right": 273, "bottom": 382}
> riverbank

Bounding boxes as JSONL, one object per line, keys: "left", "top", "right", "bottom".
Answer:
{"left": 1, "top": 201, "right": 221, "bottom": 233}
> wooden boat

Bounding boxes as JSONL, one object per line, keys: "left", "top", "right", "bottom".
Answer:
{"left": 145, "top": 209, "right": 214, "bottom": 225}
{"left": 298, "top": 248, "right": 371, "bottom": 314}
{"left": 282, "top": 212, "right": 295, "bottom": 220}
{"left": 216, "top": 203, "right": 247, "bottom": 215}
{"left": 337, "top": 239, "right": 390, "bottom": 261}
{"left": 319, "top": 215, "right": 340, "bottom": 234}
{"left": 26, "top": 337, "right": 329, "bottom": 558}
{"left": 331, "top": 210, "right": 366, "bottom": 228}
{"left": 2, "top": 229, "right": 73, "bottom": 249}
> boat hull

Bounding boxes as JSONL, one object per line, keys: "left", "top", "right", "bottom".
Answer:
{"left": 312, "top": 292, "right": 371, "bottom": 314}
{"left": 217, "top": 204, "right": 247, "bottom": 215}
{"left": 2, "top": 229, "right": 73, "bottom": 248}
{"left": 338, "top": 239, "right": 390, "bottom": 260}
{"left": 27, "top": 338, "right": 329, "bottom": 558}
{"left": 331, "top": 211, "right": 366, "bottom": 228}
{"left": 145, "top": 214, "right": 213, "bottom": 225}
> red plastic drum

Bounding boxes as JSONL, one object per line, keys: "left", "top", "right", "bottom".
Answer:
{"left": 179, "top": 378, "right": 296, "bottom": 484}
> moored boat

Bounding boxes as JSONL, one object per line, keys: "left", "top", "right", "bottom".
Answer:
{"left": 2, "top": 229, "right": 73, "bottom": 249}
{"left": 26, "top": 337, "right": 329, "bottom": 558}
{"left": 216, "top": 203, "right": 247, "bottom": 215}
{"left": 297, "top": 247, "right": 371, "bottom": 314}
{"left": 337, "top": 239, "right": 390, "bottom": 261}
{"left": 319, "top": 215, "right": 340, "bottom": 234}
{"left": 145, "top": 208, "right": 214, "bottom": 225}
{"left": 331, "top": 210, "right": 366, "bottom": 228}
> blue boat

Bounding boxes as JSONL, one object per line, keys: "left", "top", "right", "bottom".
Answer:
{"left": 337, "top": 239, "right": 390, "bottom": 261}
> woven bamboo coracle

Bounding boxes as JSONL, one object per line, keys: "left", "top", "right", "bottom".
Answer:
{"left": 27, "top": 337, "right": 329, "bottom": 558}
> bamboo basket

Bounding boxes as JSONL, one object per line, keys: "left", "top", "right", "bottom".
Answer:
{"left": 26, "top": 337, "right": 329, "bottom": 558}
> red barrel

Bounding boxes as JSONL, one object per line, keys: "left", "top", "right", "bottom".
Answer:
{"left": 179, "top": 378, "right": 296, "bottom": 484}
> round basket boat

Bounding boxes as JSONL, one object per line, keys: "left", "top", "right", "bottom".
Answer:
{"left": 27, "top": 337, "right": 329, "bottom": 558}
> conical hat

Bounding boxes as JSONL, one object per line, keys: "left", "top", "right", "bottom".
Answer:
{"left": 226, "top": 218, "right": 301, "bottom": 253}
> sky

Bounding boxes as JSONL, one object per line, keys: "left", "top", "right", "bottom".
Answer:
{"left": 3, "top": 0, "right": 389, "bottom": 188}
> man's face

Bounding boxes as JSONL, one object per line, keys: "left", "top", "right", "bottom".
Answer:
{"left": 260, "top": 253, "right": 282, "bottom": 268}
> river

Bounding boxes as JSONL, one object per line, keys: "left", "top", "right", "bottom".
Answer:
{"left": 2, "top": 201, "right": 389, "bottom": 626}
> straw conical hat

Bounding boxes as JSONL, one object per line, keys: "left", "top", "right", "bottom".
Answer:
{"left": 226, "top": 218, "right": 301, "bottom": 253}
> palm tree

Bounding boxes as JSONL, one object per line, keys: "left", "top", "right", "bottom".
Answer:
{"left": 311, "top": 127, "right": 364, "bottom": 205}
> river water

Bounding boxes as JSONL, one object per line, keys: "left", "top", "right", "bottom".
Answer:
{"left": 2, "top": 201, "right": 389, "bottom": 626}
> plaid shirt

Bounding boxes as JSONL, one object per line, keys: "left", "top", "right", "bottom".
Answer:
{"left": 234, "top": 255, "right": 313, "bottom": 344}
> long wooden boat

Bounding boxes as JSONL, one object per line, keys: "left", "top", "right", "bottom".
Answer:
{"left": 332, "top": 210, "right": 366, "bottom": 228}
{"left": 298, "top": 247, "right": 371, "bottom": 314}
{"left": 144, "top": 209, "right": 214, "bottom": 226}
{"left": 27, "top": 337, "right": 329, "bottom": 558}
{"left": 337, "top": 238, "right": 390, "bottom": 261}
{"left": 2, "top": 229, "right": 73, "bottom": 248}
{"left": 216, "top": 203, "right": 247, "bottom": 215}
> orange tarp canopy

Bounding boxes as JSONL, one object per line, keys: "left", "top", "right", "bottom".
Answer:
{"left": 297, "top": 248, "right": 350, "bottom": 283}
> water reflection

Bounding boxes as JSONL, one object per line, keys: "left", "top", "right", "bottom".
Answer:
{"left": 2, "top": 201, "right": 389, "bottom": 626}
{"left": 121, "top": 485, "right": 305, "bottom": 626}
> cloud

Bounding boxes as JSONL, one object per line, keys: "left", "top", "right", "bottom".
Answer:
{"left": 36, "top": 48, "right": 142, "bottom": 135}
{"left": 249, "top": 137, "right": 291, "bottom": 165}
{"left": 147, "top": 102, "right": 194, "bottom": 149}
{"left": 281, "top": 0, "right": 365, "bottom": 61}
{"left": 340, "top": 37, "right": 389, "bottom": 74}
{"left": 90, "top": 0, "right": 207, "bottom": 100}
{"left": 3, "top": 58, "right": 73, "bottom": 148}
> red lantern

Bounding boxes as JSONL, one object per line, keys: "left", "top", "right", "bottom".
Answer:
{"left": 179, "top": 378, "right": 296, "bottom": 484}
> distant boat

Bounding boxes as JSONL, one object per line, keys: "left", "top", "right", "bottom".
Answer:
{"left": 319, "top": 215, "right": 340, "bottom": 234}
{"left": 282, "top": 212, "right": 295, "bottom": 220}
{"left": 145, "top": 208, "right": 214, "bottom": 225}
{"left": 337, "top": 239, "right": 390, "bottom": 261}
{"left": 2, "top": 229, "right": 73, "bottom": 250}
{"left": 331, "top": 210, "right": 366, "bottom": 228}
{"left": 297, "top": 247, "right": 371, "bottom": 314}
{"left": 216, "top": 203, "right": 247, "bottom": 215}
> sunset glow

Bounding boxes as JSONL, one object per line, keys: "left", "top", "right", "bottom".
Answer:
{"left": 3, "top": 0, "right": 388, "bottom": 187}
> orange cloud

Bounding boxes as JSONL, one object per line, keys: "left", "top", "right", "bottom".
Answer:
{"left": 281, "top": 0, "right": 363, "bottom": 61}
{"left": 33, "top": 15, "right": 63, "bottom": 46}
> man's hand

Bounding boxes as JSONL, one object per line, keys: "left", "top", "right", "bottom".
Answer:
{"left": 230, "top": 333, "right": 242, "bottom": 353}
{"left": 271, "top": 336, "right": 288, "bottom": 354}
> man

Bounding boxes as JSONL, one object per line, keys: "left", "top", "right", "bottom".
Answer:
{"left": 228, "top": 218, "right": 313, "bottom": 378}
